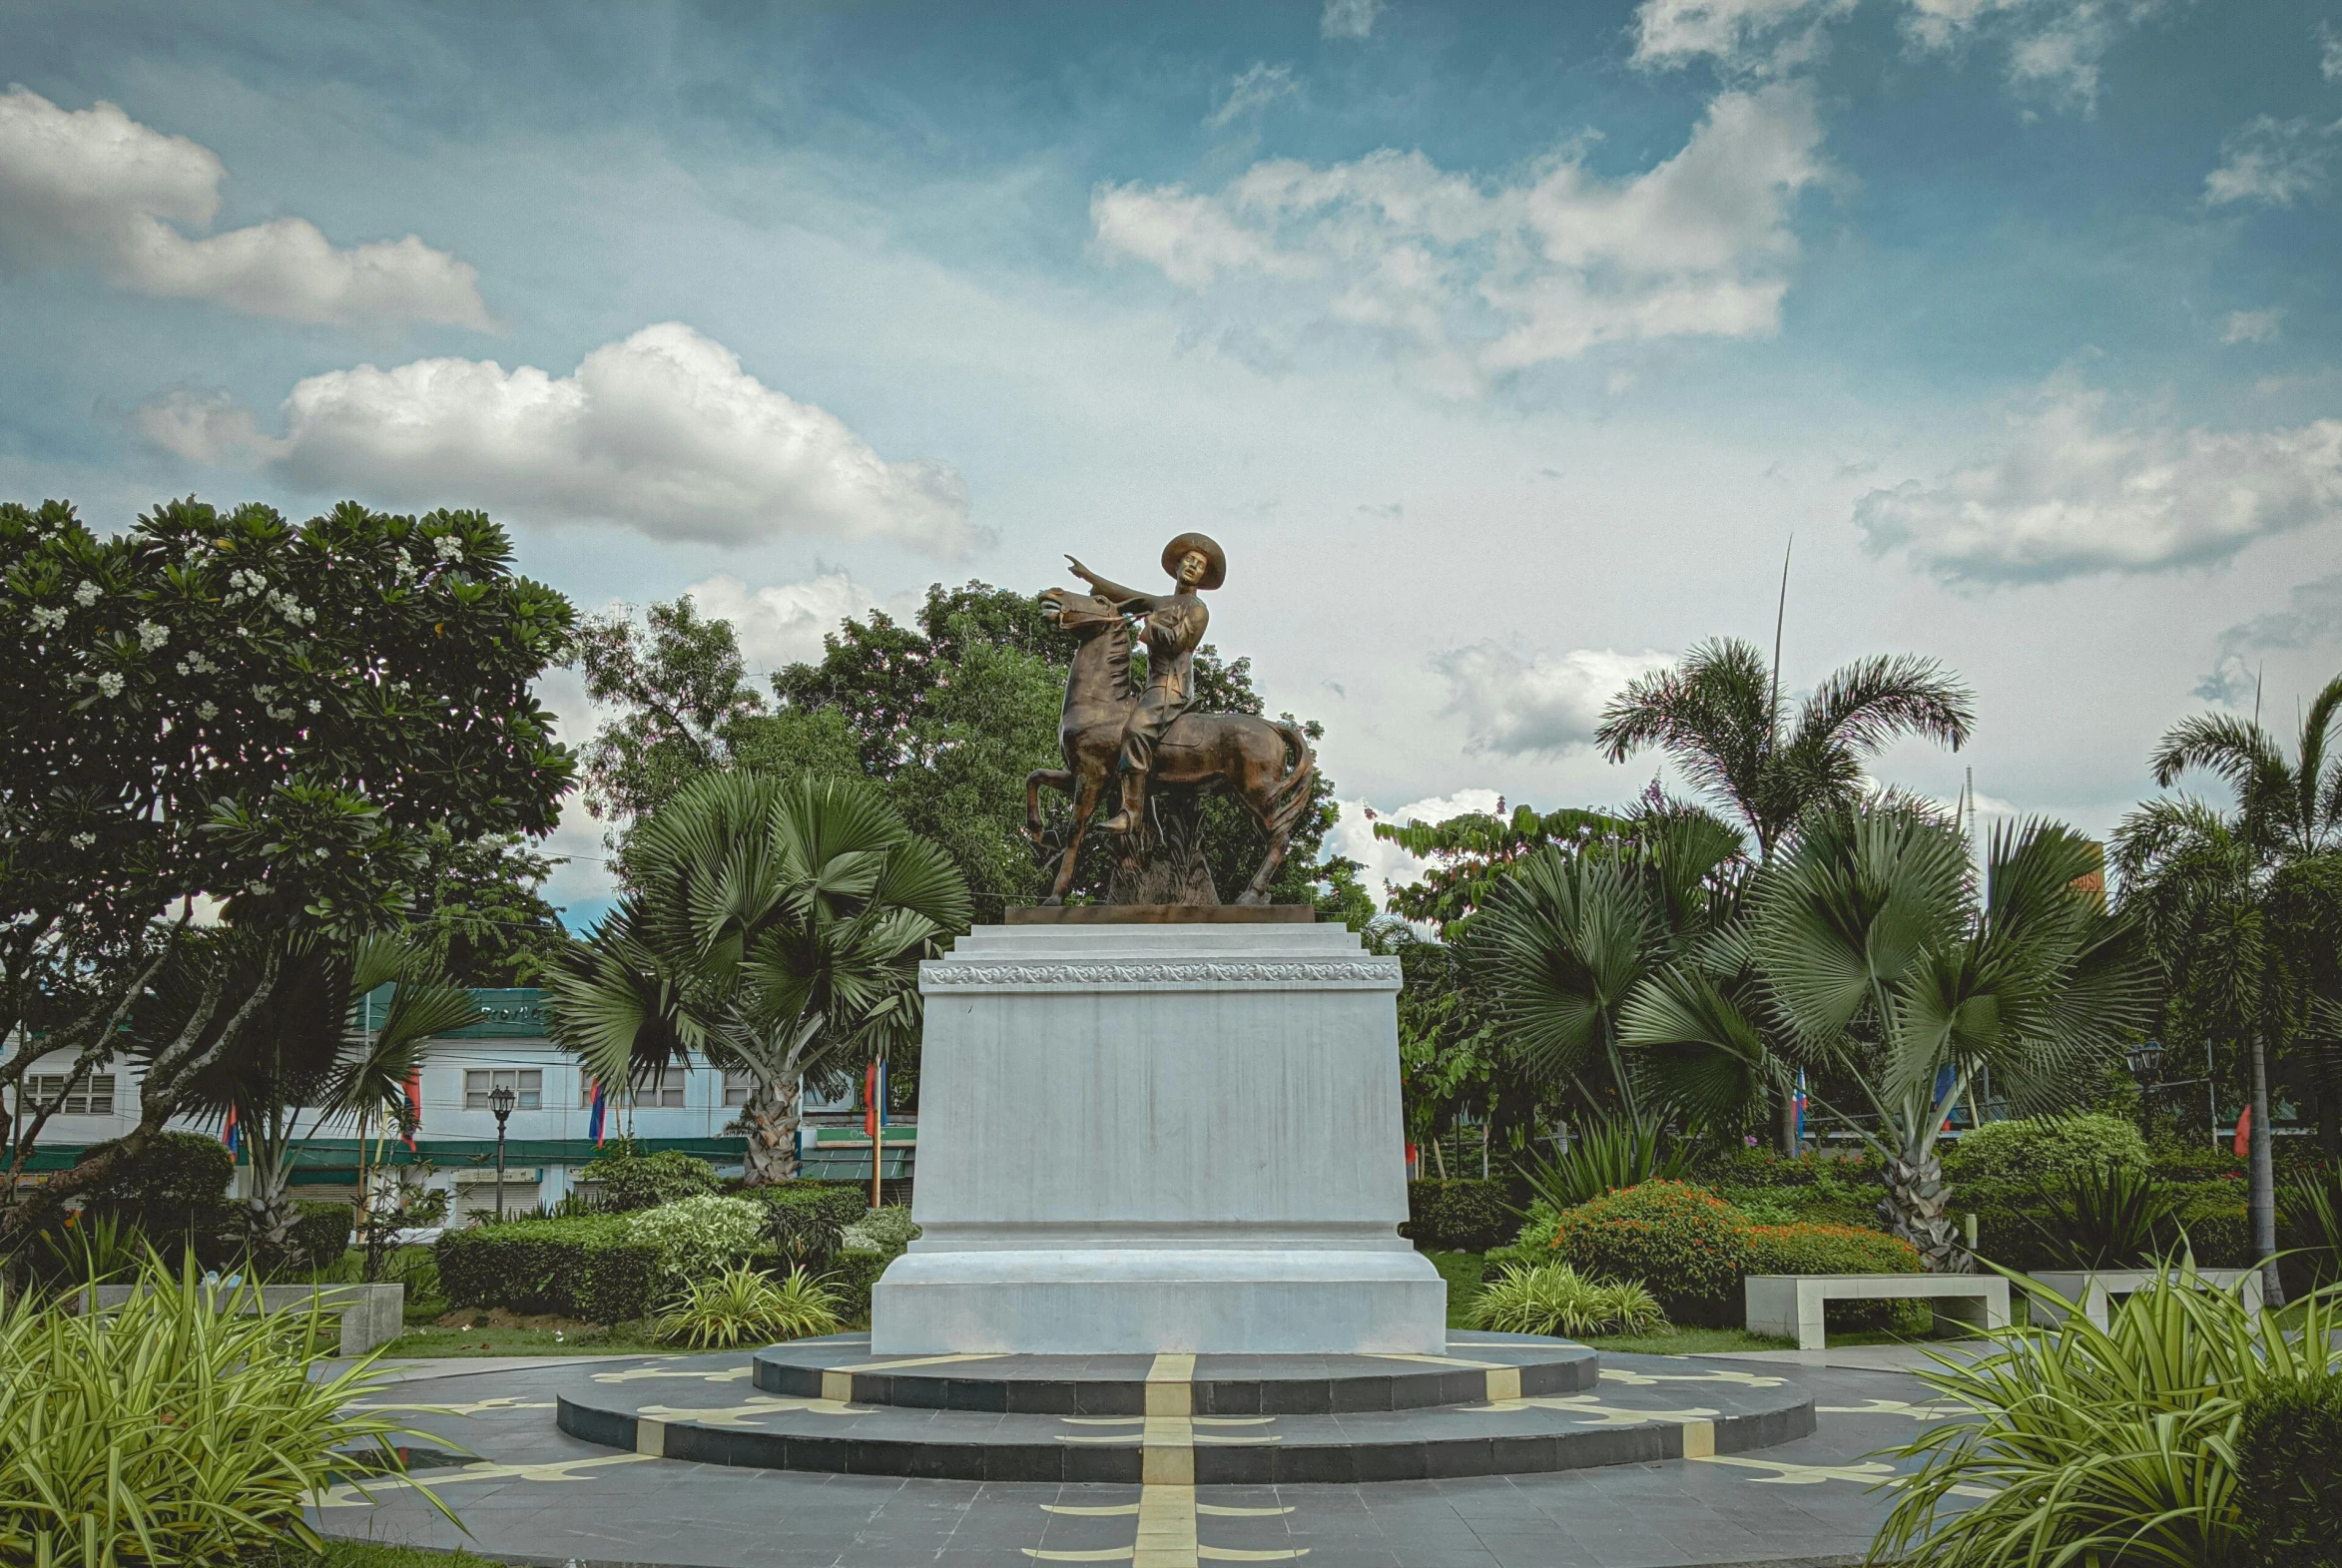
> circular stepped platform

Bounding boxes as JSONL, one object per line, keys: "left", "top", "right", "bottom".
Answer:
{"left": 554, "top": 1332, "right": 1814, "bottom": 1484}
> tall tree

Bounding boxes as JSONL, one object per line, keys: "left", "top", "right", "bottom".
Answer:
{"left": 544, "top": 775, "right": 970, "bottom": 1184}
{"left": 2117, "top": 670, "right": 2342, "bottom": 1302}
{"left": 0, "top": 498, "right": 574, "bottom": 1244}
{"left": 1595, "top": 637, "right": 1975, "bottom": 1149}
{"left": 1373, "top": 801, "right": 1634, "bottom": 939}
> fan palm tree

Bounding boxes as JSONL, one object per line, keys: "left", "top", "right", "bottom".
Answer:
{"left": 1469, "top": 808, "right": 1753, "bottom": 1127}
{"left": 2115, "top": 670, "right": 2342, "bottom": 1304}
{"left": 545, "top": 773, "right": 970, "bottom": 1186}
{"left": 1595, "top": 637, "right": 1975, "bottom": 1151}
{"left": 186, "top": 933, "right": 477, "bottom": 1260}
{"left": 1628, "top": 802, "right": 2148, "bottom": 1270}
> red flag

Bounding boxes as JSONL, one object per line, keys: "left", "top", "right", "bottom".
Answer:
{"left": 403, "top": 1070, "right": 423, "bottom": 1152}
{"left": 864, "top": 1061, "right": 879, "bottom": 1141}
{"left": 2232, "top": 1104, "right": 2251, "bottom": 1159}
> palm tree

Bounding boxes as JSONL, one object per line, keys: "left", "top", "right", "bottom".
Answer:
{"left": 2116, "top": 671, "right": 2342, "bottom": 1304}
{"left": 1596, "top": 637, "right": 1975, "bottom": 1151}
{"left": 1469, "top": 808, "right": 1753, "bottom": 1128}
{"left": 187, "top": 933, "right": 477, "bottom": 1260}
{"left": 1630, "top": 802, "right": 2148, "bottom": 1270}
{"left": 545, "top": 774, "right": 970, "bottom": 1186}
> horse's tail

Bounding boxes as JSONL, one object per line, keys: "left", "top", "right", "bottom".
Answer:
{"left": 1264, "top": 720, "right": 1318, "bottom": 836}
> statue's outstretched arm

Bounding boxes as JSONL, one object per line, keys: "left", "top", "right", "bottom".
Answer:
{"left": 1065, "top": 556, "right": 1157, "bottom": 611}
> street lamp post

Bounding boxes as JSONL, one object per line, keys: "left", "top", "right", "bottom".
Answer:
{"left": 489, "top": 1083, "right": 516, "bottom": 1221}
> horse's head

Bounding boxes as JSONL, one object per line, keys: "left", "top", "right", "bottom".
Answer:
{"left": 1040, "top": 587, "right": 1125, "bottom": 636}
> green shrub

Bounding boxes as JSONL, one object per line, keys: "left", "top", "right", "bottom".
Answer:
{"left": 1547, "top": 1181, "right": 1751, "bottom": 1321}
{"left": 2237, "top": 1372, "right": 2342, "bottom": 1567}
{"left": 1470, "top": 1263, "right": 1666, "bottom": 1338}
{"left": 290, "top": 1202, "right": 355, "bottom": 1275}
{"left": 754, "top": 1181, "right": 868, "bottom": 1227}
{"left": 750, "top": 1182, "right": 868, "bottom": 1267}
{"left": 1872, "top": 1273, "right": 2342, "bottom": 1568}
{"left": 77, "top": 1132, "right": 237, "bottom": 1266}
{"left": 2148, "top": 1135, "right": 2244, "bottom": 1185}
{"left": 433, "top": 1217, "right": 666, "bottom": 1323}
{"left": 1403, "top": 1180, "right": 1513, "bottom": 1252}
{"left": 1517, "top": 1119, "right": 1696, "bottom": 1212}
{"left": 842, "top": 1204, "right": 919, "bottom": 1257}
{"left": 621, "top": 1194, "right": 767, "bottom": 1276}
{"left": 2174, "top": 1193, "right": 2253, "bottom": 1268}
{"left": 824, "top": 1248, "right": 891, "bottom": 1325}
{"left": 577, "top": 1147, "right": 721, "bottom": 1213}
{"left": 655, "top": 1264, "right": 841, "bottom": 1348}
{"left": 0, "top": 1257, "right": 452, "bottom": 1568}
{"left": 1942, "top": 1114, "right": 2148, "bottom": 1186}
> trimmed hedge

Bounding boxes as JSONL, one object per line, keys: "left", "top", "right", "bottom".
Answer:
{"left": 1548, "top": 1182, "right": 1750, "bottom": 1321}
{"left": 1941, "top": 1114, "right": 2148, "bottom": 1185}
{"left": 435, "top": 1217, "right": 667, "bottom": 1323}
{"left": 79, "top": 1132, "right": 237, "bottom": 1266}
{"left": 1964, "top": 1178, "right": 2252, "bottom": 1272}
{"left": 2237, "top": 1373, "right": 2342, "bottom": 1567}
{"left": 754, "top": 1182, "right": 869, "bottom": 1228}
{"left": 1404, "top": 1180, "right": 1513, "bottom": 1253}
{"left": 825, "top": 1248, "right": 891, "bottom": 1325}
{"left": 578, "top": 1148, "right": 722, "bottom": 1213}
{"left": 1747, "top": 1222, "right": 1923, "bottom": 1330}
{"left": 289, "top": 1201, "right": 354, "bottom": 1274}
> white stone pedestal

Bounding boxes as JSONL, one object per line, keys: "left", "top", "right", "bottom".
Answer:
{"left": 871, "top": 920, "right": 1447, "bottom": 1354}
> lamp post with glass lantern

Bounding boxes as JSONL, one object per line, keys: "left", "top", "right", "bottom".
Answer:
{"left": 489, "top": 1082, "right": 516, "bottom": 1221}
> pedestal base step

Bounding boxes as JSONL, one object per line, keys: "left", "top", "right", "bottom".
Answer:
{"left": 553, "top": 1335, "right": 1813, "bottom": 1484}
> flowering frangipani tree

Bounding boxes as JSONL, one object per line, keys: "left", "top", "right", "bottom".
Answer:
{"left": 0, "top": 497, "right": 575, "bottom": 1244}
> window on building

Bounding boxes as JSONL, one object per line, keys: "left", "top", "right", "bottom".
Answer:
{"left": 18, "top": 1074, "right": 117, "bottom": 1115}
{"left": 723, "top": 1070, "right": 755, "bottom": 1108}
{"left": 462, "top": 1068, "right": 541, "bottom": 1111}
{"left": 639, "top": 1071, "right": 686, "bottom": 1108}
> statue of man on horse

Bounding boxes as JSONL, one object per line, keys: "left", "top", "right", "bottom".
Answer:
{"left": 1025, "top": 533, "right": 1317, "bottom": 906}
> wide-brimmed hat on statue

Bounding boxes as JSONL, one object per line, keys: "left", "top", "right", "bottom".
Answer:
{"left": 1161, "top": 531, "right": 1227, "bottom": 590}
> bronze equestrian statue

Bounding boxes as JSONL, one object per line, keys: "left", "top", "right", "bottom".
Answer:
{"left": 1025, "top": 533, "right": 1316, "bottom": 905}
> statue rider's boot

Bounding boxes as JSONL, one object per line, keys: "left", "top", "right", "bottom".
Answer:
{"left": 1100, "top": 773, "right": 1147, "bottom": 833}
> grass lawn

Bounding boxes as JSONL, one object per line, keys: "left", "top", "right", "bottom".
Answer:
{"left": 260, "top": 1542, "right": 509, "bottom": 1568}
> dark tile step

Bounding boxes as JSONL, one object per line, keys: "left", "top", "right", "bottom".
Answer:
{"left": 556, "top": 1351, "right": 1814, "bottom": 1484}
{"left": 751, "top": 1330, "right": 1598, "bottom": 1415}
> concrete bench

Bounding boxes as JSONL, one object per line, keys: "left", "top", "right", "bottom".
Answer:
{"left": 1745, "top": 1273, "right": 2011, "bottom": 1351}
{"left": 2029, "top": 1267, "right": 2264, "bottom": 1329}
{"left": 83, "top": 1282, "right": 404, "bottom": 1356}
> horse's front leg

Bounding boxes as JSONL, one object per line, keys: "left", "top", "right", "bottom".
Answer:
{"left": 1045, "top": 770, "right": 1105, "bottom": 904}
{"left": 1025, "top": 768, "right": 1072, "bottom": 843}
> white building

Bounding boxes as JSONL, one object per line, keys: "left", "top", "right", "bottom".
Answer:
{"left": 4, "top": 987, "right": 906, "bottom": 1216}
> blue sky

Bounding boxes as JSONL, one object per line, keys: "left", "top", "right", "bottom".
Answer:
{"left": 3, "top": 0, "right": 2337, "bottom": 921}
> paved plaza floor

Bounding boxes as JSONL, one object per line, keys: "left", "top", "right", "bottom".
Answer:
{"left": 316, "top": 1347, "right": 1975, "bottom": 1568}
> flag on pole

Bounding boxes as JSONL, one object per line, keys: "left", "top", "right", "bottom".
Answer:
{"left": 1795, "top": 1070, "right": 1808, "bottom": 1144}
{"left": 865, "top": 1058, "right": 887, "bottom": 1203}
{"left": 403, "top": 1069, "right": 423, "bottom": 1152}
{"left": 2232, "top": 1104, "right": 2252, "bottom": 1160}
{"left": 222, "top": 1102, "right": 241, "bottom": 1159}
{"left": 587, "top": 1078, "right": 608, "bottom": 1146}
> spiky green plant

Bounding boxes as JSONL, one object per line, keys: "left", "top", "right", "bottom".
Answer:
{"left": 1469, "top": 1263, "right": 1667, "bottom": 1338}
{"left": 1870, "top": 1264, "right": 2342, "bottom": 1568}
{"left": 0, "top": 1256, "right": 453, "bottom": 1568}
{"left": 1517, "top": 1116, "right": 1698, "bottom": 1213}
{"left": 655, "top": 1264, "right": 840, "bottom": 1349}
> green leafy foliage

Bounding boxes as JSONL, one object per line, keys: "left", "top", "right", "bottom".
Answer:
{"left": 823, "top": 1249, "right": 892, "bottom": 1325}
{"left": 433, "top": 1218, "right": 667, "bottom": 1323}
{"left": 0, "top": 1256, "right": 454, "bottom": 1568}
{"left": 1545, "top": 1181, "right": 1752, "bottom": 1319}
{"left": 1871, "top": 1272, "right": 2342, "bottom": 1568}
{"left": 1941, "top": 1113, "right": 2151, "bottom": 1185}
{"left": 655, "top": 1264, "right": 842, "bottom": 1348}
{"left": 74, "top": 1132, "right": 236, "bottom": 1263}
{"left": 1746, "top": 1222, "right": 1922, "bottom": 1329}
{"left": 1402, "top": 1180, "right": 1514, "bottom": 1252}
{"left": 1469, "top": 1263, "right": 1667, "bottom": 1338}
{"left": 578, "top": 1147, "right": 721, "bottom": 1213}
{"left": 841, "top": 1204, "right": 919, "bottom": 1256}
{"left": 2237, "top": 1372, "right": 2342, "bottom": 1567}
{"left": 2026, "top": 1162, "right": 2183, "bottom": 1271}
{"left": 285, "top": 1202, "right": 354, "bottom": 1276}
{"left": 620, "top": 1194, "right": 768, "bottom": 1277}
{"left": 1518, "top": 1118, "right": 1697, "bottom": 1212}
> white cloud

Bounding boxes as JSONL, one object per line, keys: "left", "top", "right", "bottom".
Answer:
{"left": 1855, "top": 377, "right": 2342, "bottom": 583}
{"left": 1635, "top": 0, "right": 2153, "bottom": 109}
{"left": 680, "top": 570, "right": 894, "bottom": 671}
{"left": 2221, "top": 308, "right": 2283, "bottom": 344}
{"left": 1326, "top": 788, "right": 1504, "bottom": 904}
{"left": 143, "top": 322, "right": 979, "bottom": 554}
{"left": 135, "top": 387, "right": 288, "bottom": 466}
{"left": 1206, "top": 64, "right": 1299, "bottom": 130}
{"left": 2204, "top": 115, "right": 2337, "bottom": 208}
{"left": 1433, "top": 644, "right": 1674, "bottom": 756}
{"left": 0, "top": 87, "right": 490, "bottom": 328}
{"left": 1093, "top": 84, "right": 1826, "bottom": 389}
{"left": 1321, "top": 0, "right": 1385, "bottom": 41}
{"left": 2198, "top": 569, "right": 2342, "bottom": 705}
{"left": 2325, "top": 22, "right": 2342, "bottom": 82}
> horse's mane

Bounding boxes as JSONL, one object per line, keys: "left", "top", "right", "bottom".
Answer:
{"left": 1061, "top": 592, "right": 1135, "bottom": 703}
{"left": 1100, "top": 608, "right": 1134, "bottom": 703}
